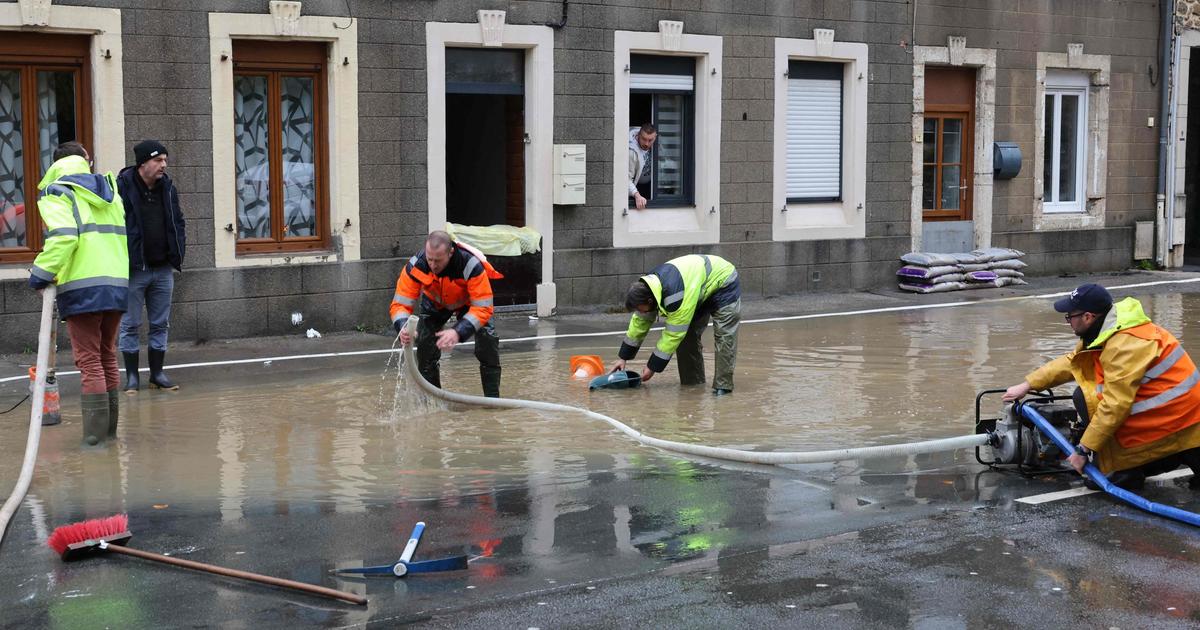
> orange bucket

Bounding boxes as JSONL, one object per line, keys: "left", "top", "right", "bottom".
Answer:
{"left": 570, "top": 355, "right": 604, "bottom": 379}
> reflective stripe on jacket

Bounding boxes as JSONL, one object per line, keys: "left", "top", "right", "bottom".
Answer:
{"left": 388, "top": 242, "right": 503, "bottom": 342}
{"left": 619, "top": 254, "right": 740, "bottom": 373}
{"left": 1025, "top": 297, "right": 1200, "bottom": 473}
{"left": 28, "top": 155, "right": 129, "bottom": 318}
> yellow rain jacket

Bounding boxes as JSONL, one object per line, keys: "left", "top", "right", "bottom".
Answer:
{"left": 1025, "top": 297, "right": 1200, "bottom": 473}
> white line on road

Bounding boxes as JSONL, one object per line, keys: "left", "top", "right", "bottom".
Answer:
{"left": 1016, "top": 469, "right": 1195, "bottom": 505}
{"left": 5, "top": 275, "right": 1199, "bottom": 385}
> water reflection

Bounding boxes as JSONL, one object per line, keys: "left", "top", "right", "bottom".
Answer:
{"left": 6, "top": 289, "right": 1200, "bottom": 624}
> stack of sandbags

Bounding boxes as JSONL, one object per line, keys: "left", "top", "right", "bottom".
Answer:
{"left": 897, "top": 248, "right": 1028, "bottom": 294}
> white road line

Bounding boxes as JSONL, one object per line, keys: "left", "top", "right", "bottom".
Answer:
{"left": 4, "top": 275, "right": 1199, "bottom": 385}
{"left": 1016, "top": 468, "right": 1195, "bottom": 505}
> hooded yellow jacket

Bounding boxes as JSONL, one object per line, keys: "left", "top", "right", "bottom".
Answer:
{"left": 1025, "top": 297, "right": 1200, "bottom": 473}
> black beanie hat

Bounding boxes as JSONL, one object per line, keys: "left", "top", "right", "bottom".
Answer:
{"left": 134, "top": 140, "right": 168, "bottom": 167}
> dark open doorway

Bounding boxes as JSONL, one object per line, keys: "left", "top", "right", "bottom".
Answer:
{"left": 1186, "top": 48, "right": 1200, "bottom": 265}
{"left": 445, "top": 47, "right": 537, "bottom": 306}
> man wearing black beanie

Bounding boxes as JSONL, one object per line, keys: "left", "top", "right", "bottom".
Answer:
{"left": 116, "top": 140, "right": 186, "bottom": 392}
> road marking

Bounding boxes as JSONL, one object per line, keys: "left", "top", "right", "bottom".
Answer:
{"left": 5, "top": 276, "right": 1200, "bottom": 385}
{"left": 1016, "top": 469, "right": 1194, "bottom": 504}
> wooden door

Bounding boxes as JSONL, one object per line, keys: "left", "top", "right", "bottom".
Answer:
{"left": 922, "top": 67, "right": 975, "bottom": 221}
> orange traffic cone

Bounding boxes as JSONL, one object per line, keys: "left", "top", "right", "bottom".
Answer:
{"left": 569, "top": 355, "right": 604, "bottom": 379}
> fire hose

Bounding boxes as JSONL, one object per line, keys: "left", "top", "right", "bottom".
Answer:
{"left": 399, "top": 319, "right": 989, "bottom": 466}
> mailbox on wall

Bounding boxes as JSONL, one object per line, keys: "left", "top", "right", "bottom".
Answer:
{"left": 993, "top": 142, "right": 1022, "bottom": 180}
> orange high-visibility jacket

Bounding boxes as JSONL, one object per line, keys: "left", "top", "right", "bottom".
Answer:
{"left": 389, "top": 242, "right": 502, "bottom": 341}
{"left": 1026, "top": 297, "right": 1200, "bottom": 473}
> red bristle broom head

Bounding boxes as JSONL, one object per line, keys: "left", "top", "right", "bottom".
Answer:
{"left": 47, "top": 514, "right": 132, "bottom": 560}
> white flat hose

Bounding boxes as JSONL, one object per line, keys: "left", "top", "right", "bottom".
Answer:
{"left": 400, "top": 320, "right": 989, "bottom": 465}
{"left": 0, "top": 287, "right": 55, "bottom": 544}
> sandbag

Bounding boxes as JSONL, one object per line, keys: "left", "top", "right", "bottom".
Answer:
{"left": 970, "top": 247, "right": 1025, "bottom": 262}
{"left": 991, "top": 268, "right": 1025, "bottom": 278}
{"left": 990, "top": 259, "right": 1027, "bottom": 270}
{"left": 896, "top": 265, "right": 960, "bottom": 280}
{"left": 900, "top": 252, "right": 959, "bottom": 267}
{"left": 964, "top": 270, "right": 998, "bottom": 282}
{"left": 899, "top": 281, "right": 966, "bottom": 293}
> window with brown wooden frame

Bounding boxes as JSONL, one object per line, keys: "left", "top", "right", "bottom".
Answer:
{"left": 0, "top": 33, "right": 92, "bottom": 264}
{"left": 921, "top": 112, "right": 974, "bottom": 221}
{"left": 231, "top": 40, "right": 330, "bottom": 255}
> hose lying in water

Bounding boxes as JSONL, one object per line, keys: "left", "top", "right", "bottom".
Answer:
{"left": 1019, "top": 403, "right": 1200, "bottom": 527}
{"left": 0, "top": 287, "right": 56, "bottom": 547}
{"left": 399, "top": 323, "right": 989, "bottom": 466}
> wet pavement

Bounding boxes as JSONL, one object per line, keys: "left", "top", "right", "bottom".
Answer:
{"left": 4, "top": 271, "right": 1200, "bottom": 628}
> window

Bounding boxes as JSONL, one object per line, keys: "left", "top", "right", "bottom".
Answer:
{"left": 231, "top": 40, "right": 329, "bottom": 254}
{"left": 786, "top": 61, "right": 842, "bottom": 203}
{"left": 921, "top": 115, "right": 970, "bottom": 217}
{"left": 772, "top": 36, "right": 867, "bottom": 242}
{"left": 1043, "top": 71, "right": 1088, "bottom": 213}
{"left": 629, "top": 54, "right": 695, "bottom": 207}
{"left": 0, "top": 33, "right": 91, "bottom": 263}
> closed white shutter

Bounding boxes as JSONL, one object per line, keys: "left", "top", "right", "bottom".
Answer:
{"left": 630, "top": 73, "right": 694, "bottom": 92}
{"left": 786, "top": 76, "right": 841, "bottom": 201}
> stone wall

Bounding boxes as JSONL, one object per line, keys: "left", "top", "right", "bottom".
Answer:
{"left": 0, "top": 0, "right": 1161, "bottom": 351}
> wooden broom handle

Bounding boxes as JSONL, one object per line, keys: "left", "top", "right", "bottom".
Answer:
{"left": 104, "top": 544, "right": 367, "bottom": 605}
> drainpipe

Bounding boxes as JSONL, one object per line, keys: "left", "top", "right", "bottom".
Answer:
{"left": 1156, "top": 0, "right": 1174, "bottom": 266}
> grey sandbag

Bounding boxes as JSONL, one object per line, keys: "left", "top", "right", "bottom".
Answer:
{"left": 958, "top": 263, "right": 991, "bottom": 272}
{"left": 899, "top": 281, "right": 966, "bottom": 293}
{"left": 990, "top": 259, "right": 1027, "bottom": 270}
{"left": 970, "top": 247, "right": 1025, "bottom": 262}
{"left": 900, "top": 252, "right": 960, "bottom": 266}
{"left": 991, "top": 268, "right": 1025, "bottom": 278}
{"left": 896, "top": 264, "right": 960, "bottom": 280}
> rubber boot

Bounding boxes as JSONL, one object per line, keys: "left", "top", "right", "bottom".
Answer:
{"left": 107, "top": 389, "right": 119, "bottom": 438}
{"left": 123, "top": 352, "right": 140, "bottom": 394}
{"left": 80, "top": 393, "right": 110, "bottom": 446}
{"left": 480, "top": 366, "right": 501, "bottom": 398}
{"left": 148, "top": 348, "right": 178, "bottom": 390}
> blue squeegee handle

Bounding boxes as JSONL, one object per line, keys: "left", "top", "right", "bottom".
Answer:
{"left": 1018, "top": 402, "right": 1200, "bottom": 527}
{"left": 399, "top": 521, "right": 425, "bottom": 564}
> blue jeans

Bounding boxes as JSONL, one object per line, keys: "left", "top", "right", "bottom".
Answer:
{"left": 119, "top": 265, "right": 174, "bottom": 353}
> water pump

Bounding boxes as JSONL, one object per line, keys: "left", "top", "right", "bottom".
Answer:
{"left": 975, "top": 390, "right": 1085, "bottom": 473}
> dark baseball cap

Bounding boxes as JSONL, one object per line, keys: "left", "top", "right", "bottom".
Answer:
{"left": 1054, "top": 283, "right": 1113, "bottom": 314}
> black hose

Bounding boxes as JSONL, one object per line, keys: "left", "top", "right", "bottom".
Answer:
{"left": 0, "top": 394, "right": 29, "bottom": 415}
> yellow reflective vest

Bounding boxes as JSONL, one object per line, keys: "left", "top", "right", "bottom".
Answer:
{"left": 619, "top": 254, "right": 739, "bottom": 373}
{"left": 28, "top": 155, "right": 129, "bottom": 317}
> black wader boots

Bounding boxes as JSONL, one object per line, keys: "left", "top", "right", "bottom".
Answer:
{"left": 80, "top": 392, "right": 109, "bottom": 446}
{"left": 123, "top": 352, "right": 139, "bottom": 393}
{"left": 148, "top": 348, "right": 178, "bottom": 390}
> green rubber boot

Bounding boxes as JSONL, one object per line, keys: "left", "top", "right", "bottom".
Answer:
{"left": 80, "top": 393, "right": 110, "bottom": 446}
{"left": 107, "top": 389, "right": 119, "bottom": 438}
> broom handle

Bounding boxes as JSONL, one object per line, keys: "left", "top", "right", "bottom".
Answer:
{"left": 104, "top": 544, "right": 367, "bottom": 605}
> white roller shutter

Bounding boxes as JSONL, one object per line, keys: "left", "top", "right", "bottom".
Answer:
{"left": 786, "top": 76, "right": 842, "bottom": 201}
{"left": 630, "top": 73, "right": 694, "bottom": 92}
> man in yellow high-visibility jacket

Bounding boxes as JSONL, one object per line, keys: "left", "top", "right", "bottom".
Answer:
{"left": 610, "top": 254, "right": 741, "bottom": 395}
{"left": 1004, "top": 283, "right": 1200, "bottom": 490}
{"left": 28, "top": 142, "right": 129, "bottom": 446}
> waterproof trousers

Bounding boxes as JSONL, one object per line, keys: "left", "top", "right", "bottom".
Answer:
{"left": 66, "top": 310, "right": 123, "bottom": 395}
{"left": 675, "top": 298, "right": 740, "bottom": 392}
{"left": 415, "top": 298, "right": 501, "bottom": 397}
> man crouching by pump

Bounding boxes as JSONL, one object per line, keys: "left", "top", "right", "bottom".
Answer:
{"left": 1003, "top": 283, "right": 1200, "bottom": 491}
{"left": 390, "top": 231, "right": 504, "bottom": 397}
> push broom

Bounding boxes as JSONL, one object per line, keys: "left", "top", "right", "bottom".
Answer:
{"left": 47, "top": 514, "right": 367, "bottom": 605}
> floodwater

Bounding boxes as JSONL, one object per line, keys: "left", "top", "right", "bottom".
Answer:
{"left": 4, "top": 287, "right": 1200, "bottom": 626}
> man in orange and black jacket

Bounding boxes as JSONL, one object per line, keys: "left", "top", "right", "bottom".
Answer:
{"left": 390, "top": 231, "right": 504, "bottom": 397}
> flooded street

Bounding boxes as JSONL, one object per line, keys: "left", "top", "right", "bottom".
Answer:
{"left": 5, "top": 277, "right": 1200, "bottom": 627}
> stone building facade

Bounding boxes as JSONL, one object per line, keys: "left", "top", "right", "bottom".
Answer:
{"left": 0, "top": 0, "right": 1168, "bottom": 350}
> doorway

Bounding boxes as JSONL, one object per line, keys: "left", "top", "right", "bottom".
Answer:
{"left": 444, "top": 47, "right": 536, "bottom": 306}
{"left": 1186, "top": 48, "right": 1200, "bottom": 265}
{"left": 921, "top": 66, "right": 976, "bottom": 253}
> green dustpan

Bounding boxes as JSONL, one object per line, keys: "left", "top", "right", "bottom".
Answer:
{"left": 589, "top": 370, "right": 642, "bottom": 390}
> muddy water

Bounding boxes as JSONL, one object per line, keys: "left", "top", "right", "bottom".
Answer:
{"left": 5, "top": 290, "right": 1200, "bottom": 518}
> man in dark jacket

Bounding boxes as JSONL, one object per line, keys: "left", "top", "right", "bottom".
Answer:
{"left": 117, "top": 140, "right": 186, "bottom": 393}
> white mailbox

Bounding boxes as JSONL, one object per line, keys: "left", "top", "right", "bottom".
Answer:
{"left": 553, "top": 143, "right": 586, "bottom": 205}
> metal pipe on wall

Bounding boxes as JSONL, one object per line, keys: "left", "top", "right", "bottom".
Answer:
{"left": 1157, "top": 0, "right": 1175, "bottom": 266}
